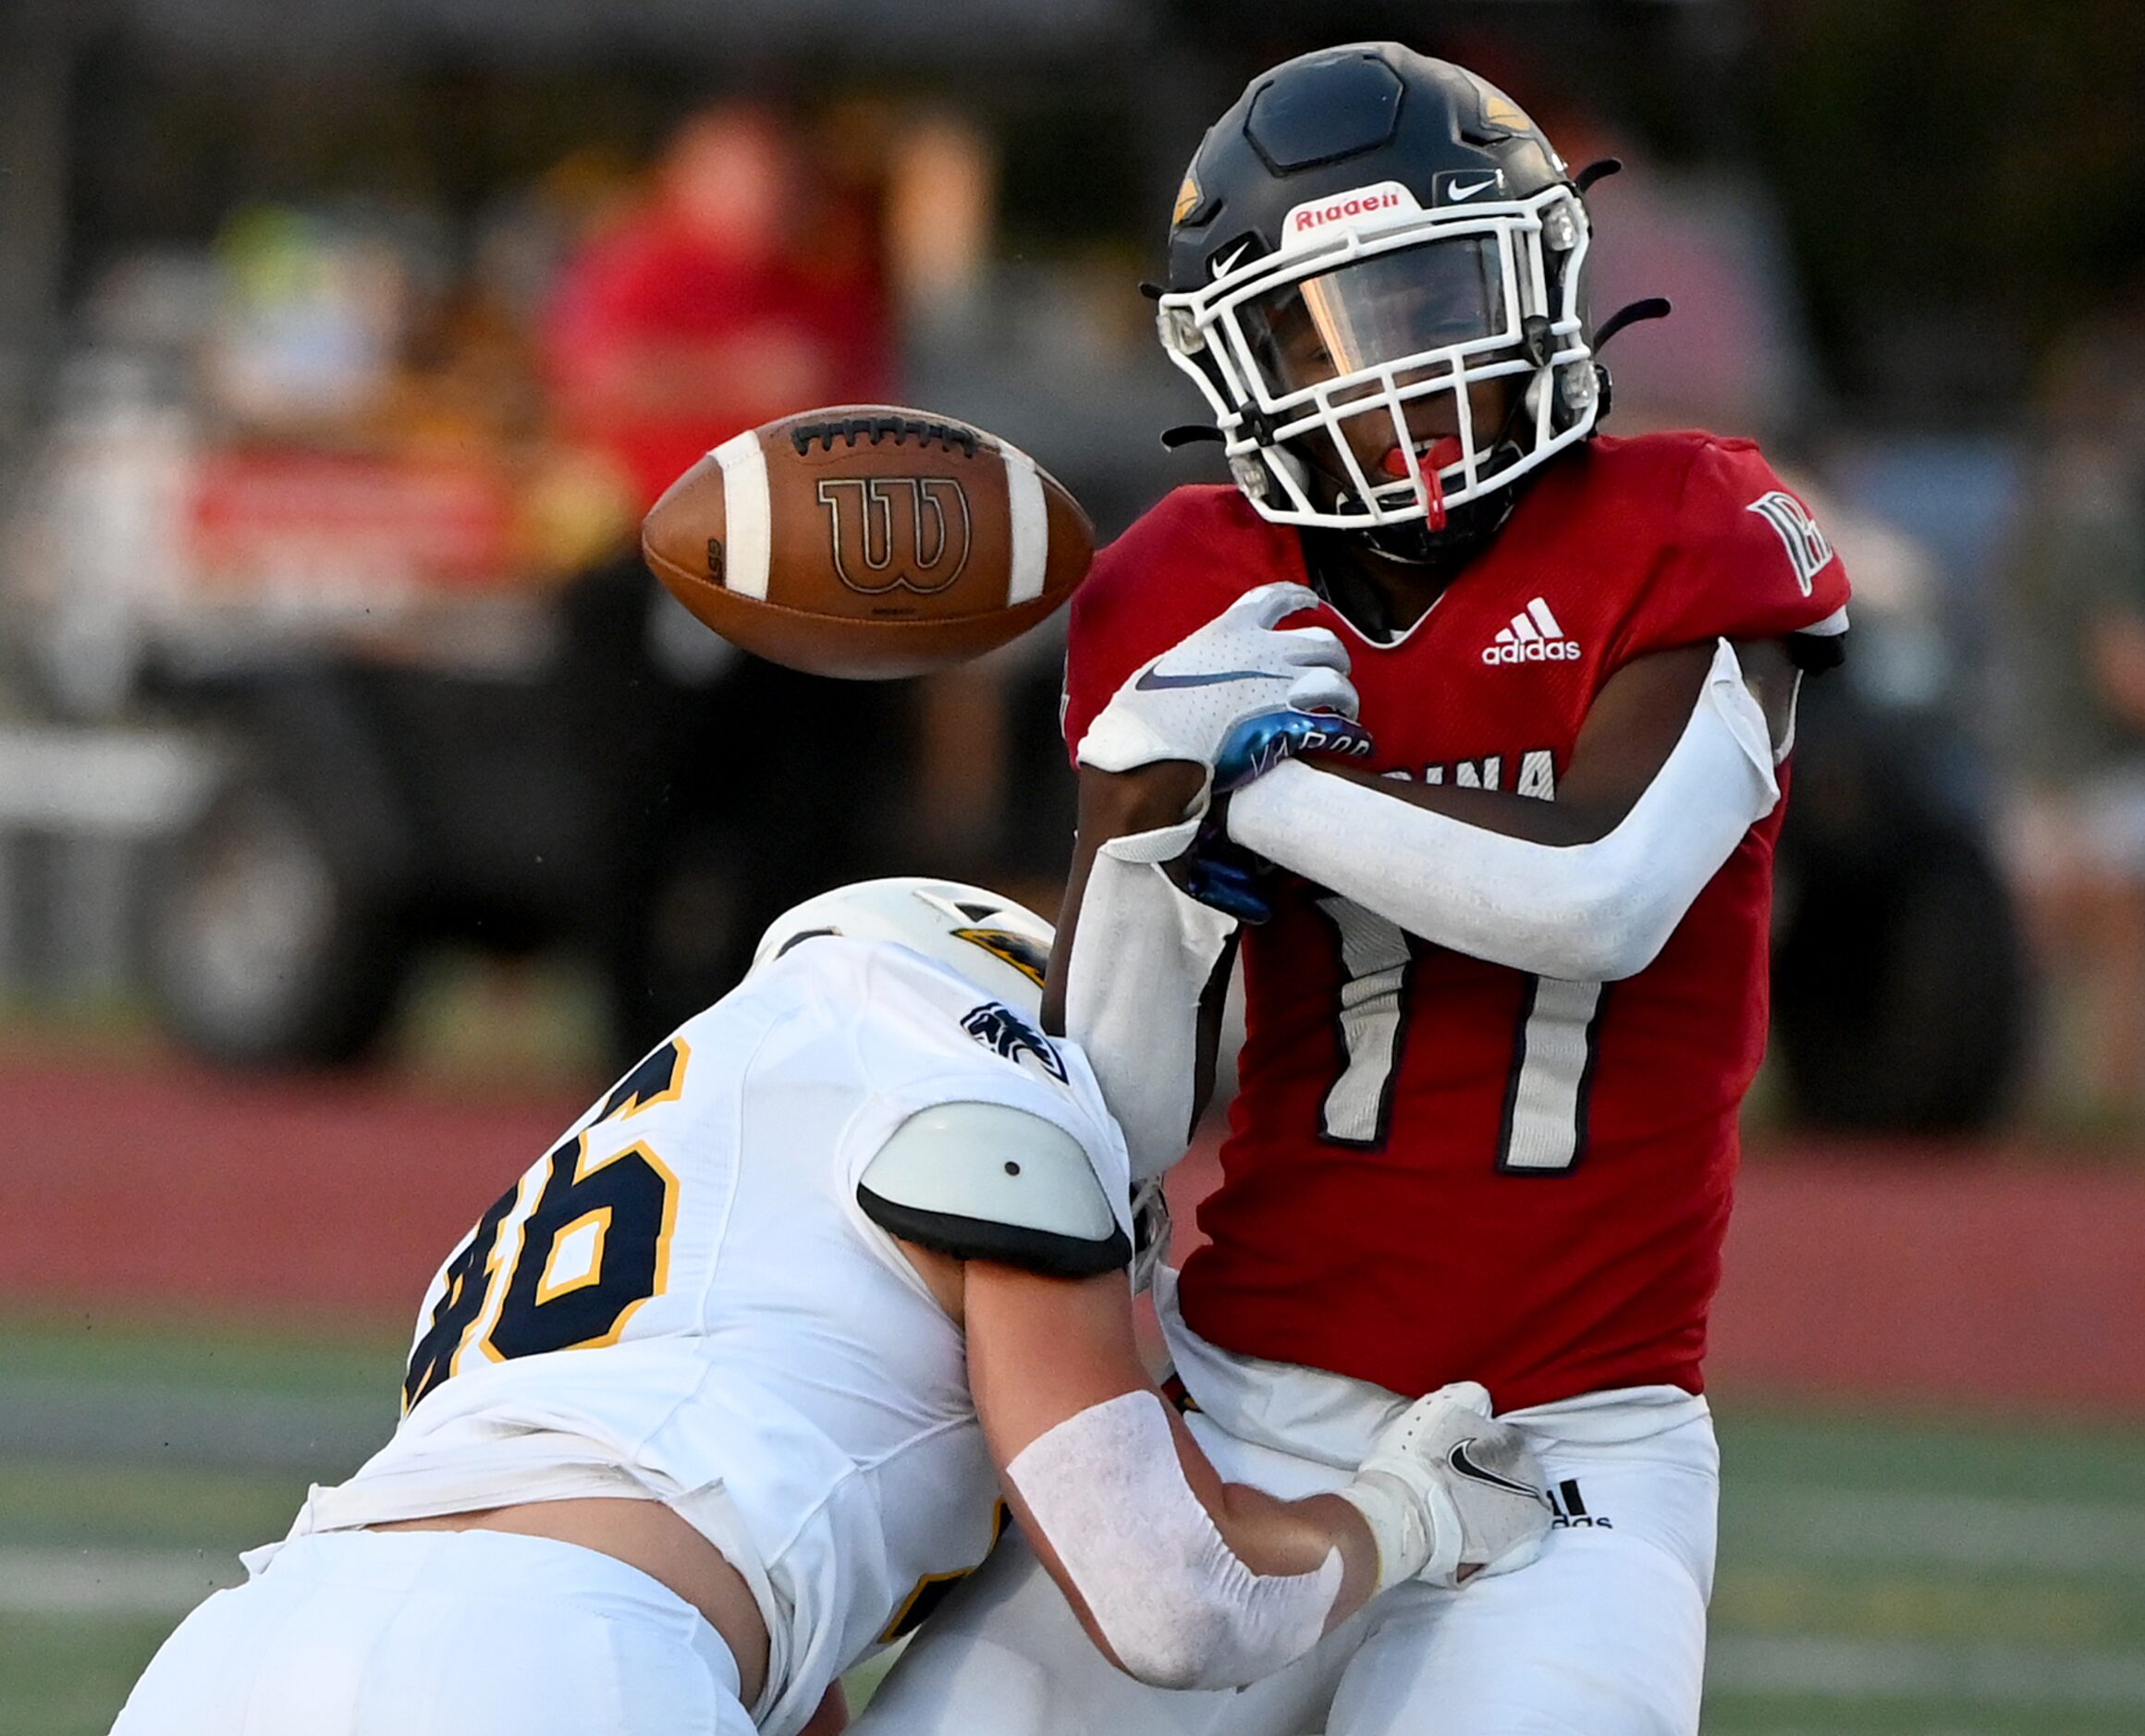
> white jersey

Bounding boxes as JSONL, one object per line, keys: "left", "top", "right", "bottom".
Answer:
{"left": 279, "top": 938, "right": 1132, "bottom": 1736}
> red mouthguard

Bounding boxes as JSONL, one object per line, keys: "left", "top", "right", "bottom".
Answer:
{"left": 1381, "top": 436, "right": 1464, "bottom": 531}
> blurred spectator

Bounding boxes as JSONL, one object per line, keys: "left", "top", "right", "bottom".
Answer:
{"left": 2005, "top": 312, "right": 2145, "bottom": 1108}
{"left": 1581, "top": 153, "right": 1813, "bottom": 440}
{"left": 205, "top": 205, "right": 415, "bottom": 433}
{"left": 542, "top": 104, "right": 893, "bottom": 518}
{"left": 1483, "top": 89, "right": 1816, "bottom": 441}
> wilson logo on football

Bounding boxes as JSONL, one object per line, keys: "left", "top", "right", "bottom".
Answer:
{"left": 816, "top": 476, "right": 973, "bottom": 595}
{"left": 1482, "top": 598, "right": 1580, "bottom": 665}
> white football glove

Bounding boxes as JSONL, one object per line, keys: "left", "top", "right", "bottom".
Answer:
{"left": 1075, "top": 583, "right": 1367, "bottom": 816}
{"left": 1335, "top": 1382, "right": 1552, "bottom": 1593}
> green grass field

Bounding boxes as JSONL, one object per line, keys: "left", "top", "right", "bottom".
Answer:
{"left": 6, "top": 1312, "right": 2141, "bottom": 1734}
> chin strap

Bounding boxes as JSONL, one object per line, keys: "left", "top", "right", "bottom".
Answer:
{"left": 1354, "top": 440, "right": 1526, "bottom": 571}
{"left": 1593, "top": 297, "right": 1673, "bottom": 352}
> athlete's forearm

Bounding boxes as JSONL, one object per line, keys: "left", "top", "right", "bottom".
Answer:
{"left": 1302, "top": 764, "right": 1612, "bottom": 843}
{"left": 1004, "top": 1389, "right": 1375, "bottom": 1689}
{"left": 1226, "top": 639, "right": 1781, "bottom": 982}
{"left": 972, "top": 1265, "right": 1377, "bottom": 1689}
{"left": 1048, "top": 765, "right": 1232, "bottom": 1180}
{"left": 794, "top": 1683, "right": 849, "bottom": 1736}
{"left": 1216, "top": 1481, "right": 1381, "bottom": 1608}
{"left": 1043, "top": 762, "right": 1206, "bottom": 1032}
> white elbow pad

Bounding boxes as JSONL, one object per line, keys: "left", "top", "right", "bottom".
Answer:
{"left": 858, "top": 1102, "right": 1130, "bottom": 1278}
{"left": 1062, "top": 842, "right": 1236, "bottom": 1182}
{"left": 1227, "top": 638, "right": 1780, "bottom": 982}
{"left": 1008, "top": 1390, "right": 1342, "bottom": 1690}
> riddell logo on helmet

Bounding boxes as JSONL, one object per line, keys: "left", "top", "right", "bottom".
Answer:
{"left": 1282, "top": 182, "right": 1424, "bottom": 243}
{"left": 1293, "top": 189, "right": 1403, "bottom": 232}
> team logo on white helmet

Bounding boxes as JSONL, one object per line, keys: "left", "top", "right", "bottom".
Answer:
{"left": 753, "top": 877, "right": 1055, "bottom": 1020}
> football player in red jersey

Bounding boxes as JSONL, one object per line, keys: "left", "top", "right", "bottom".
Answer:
{"left": 853, "top": 43, "right": 1848, "bottom": 1736}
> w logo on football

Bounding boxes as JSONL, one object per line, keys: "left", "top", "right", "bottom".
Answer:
{"left": 960, "top": 1001, "right": 1069, "bottom": 1083}
{"left": 1746, "top": 490, "right": 1835, "bottom": 596}
{"left": 817, "top": 477, "right": 973, "bottom": 595}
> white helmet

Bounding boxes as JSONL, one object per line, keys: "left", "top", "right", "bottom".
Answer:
{"left": 752, "top": 876, "right": 1054, "bottom": 1021}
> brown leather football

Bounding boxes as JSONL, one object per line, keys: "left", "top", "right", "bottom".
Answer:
{"left": 640, "top": 406, "right": 1095, "bottom": 679}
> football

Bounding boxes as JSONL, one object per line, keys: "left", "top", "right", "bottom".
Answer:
{"left": 641, "top": 405, "right": 1095, "bottom": 679}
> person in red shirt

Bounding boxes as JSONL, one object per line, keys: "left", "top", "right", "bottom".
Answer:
{"left": 855, "top": 43, "right": 1847, "bottom": 1736}
{"left": 539, "top": 104, "right": 904, "bottom": 1065}
{"left": 545, "top": 104, "right": 892, "bottom": 512}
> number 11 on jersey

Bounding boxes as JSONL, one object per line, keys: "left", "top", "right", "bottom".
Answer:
{"left": 1315, "top": 898, "right": 1607, "bottom": 1172}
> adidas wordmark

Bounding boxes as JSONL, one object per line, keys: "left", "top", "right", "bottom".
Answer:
{"left": 1483, "top": 598, "right": 1580, "bottom": 665}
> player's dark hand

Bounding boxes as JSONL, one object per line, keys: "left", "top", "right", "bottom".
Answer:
{"left": 1166, "top": 801, "right": 1278, "bottom": 923}
{"left": 1168, "top": 709, "right": 1371, "bottom": 922}
{"left": 1211, "top": 707, "right": 1374, "bottom": 795}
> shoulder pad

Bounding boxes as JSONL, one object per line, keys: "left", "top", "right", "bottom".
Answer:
{"left": 858, "top": 1102, "right": 1131, "bottom": 1279}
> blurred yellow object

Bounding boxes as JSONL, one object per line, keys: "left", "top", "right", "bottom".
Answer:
{"left": 521, "top": 442, "right": 640, "bottom": 575}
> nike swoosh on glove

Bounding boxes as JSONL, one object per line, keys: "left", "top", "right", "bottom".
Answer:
{"left": 1334, "top": 1381, "right": 1553, "bottom": 1593}
{"left": 1077, "top": 583, "right": 1367, "bottom": 813}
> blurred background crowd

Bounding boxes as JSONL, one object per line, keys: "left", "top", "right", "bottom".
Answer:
{"left": 0, "top": 0, "right": 2139, "bottom": 1133}
{"left": 6, "top": 5, "right": 2145, "bottom": 1731}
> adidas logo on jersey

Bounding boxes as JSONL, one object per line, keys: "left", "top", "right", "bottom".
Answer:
{"left": 1546, "top": 1477, "right": 1612, "bottom": 1530}
{"left": 1482, "top": 599, "right": 1579, "bottom": 665}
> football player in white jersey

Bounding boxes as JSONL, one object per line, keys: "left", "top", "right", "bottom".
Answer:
{"left": 111, "top": 877, "right": 1551, "bottom": 1736}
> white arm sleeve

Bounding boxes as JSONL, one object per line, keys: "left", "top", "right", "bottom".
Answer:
{"left": 1061, "top": 834, "right": 1237, "bottom": 1182}
{"left": 1226, "top": 638, "right": 1781, "bottom": 983}
{"left": 1007, "top": 1390, "right": 1343, "bottom": 1691}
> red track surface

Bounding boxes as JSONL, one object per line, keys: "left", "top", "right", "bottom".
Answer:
{"left": 1, "top": 1044, "right": 586, "bottom": 1325}
{"left": 6, "top": 1044, "right": 2142, "bottom": 1414}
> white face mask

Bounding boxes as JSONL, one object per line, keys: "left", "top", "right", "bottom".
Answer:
{"left": 1158, "top": 182, "right": 1600, "bottom": 534}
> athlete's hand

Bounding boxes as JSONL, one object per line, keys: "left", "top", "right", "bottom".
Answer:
{"left": 1336, "top": 1382, "right": 1552, "bottom": 1592}
{"left": 1166, "top": 808, "right": 1279, "bottom": 923}
{"left": 1077, "top": 583, "right": 1370, "bottom": 812}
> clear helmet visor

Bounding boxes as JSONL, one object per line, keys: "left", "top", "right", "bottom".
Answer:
{"left": 1239, "top": 237, "right": 1508, "bottom": 403}
{"left": 1231, "top": 237, "right": 1522, "bottom": 519}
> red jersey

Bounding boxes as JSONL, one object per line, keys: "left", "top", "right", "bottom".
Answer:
{"left": 1062, "top": 433, "right": 1850, "bottom": 1412}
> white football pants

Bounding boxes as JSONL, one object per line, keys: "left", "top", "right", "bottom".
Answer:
{"left": 853, "top": 1314, "right": 1718, "bottom": 1736}
{"left": 110, "top": 1528, "right": 756, "bottom": 1736}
